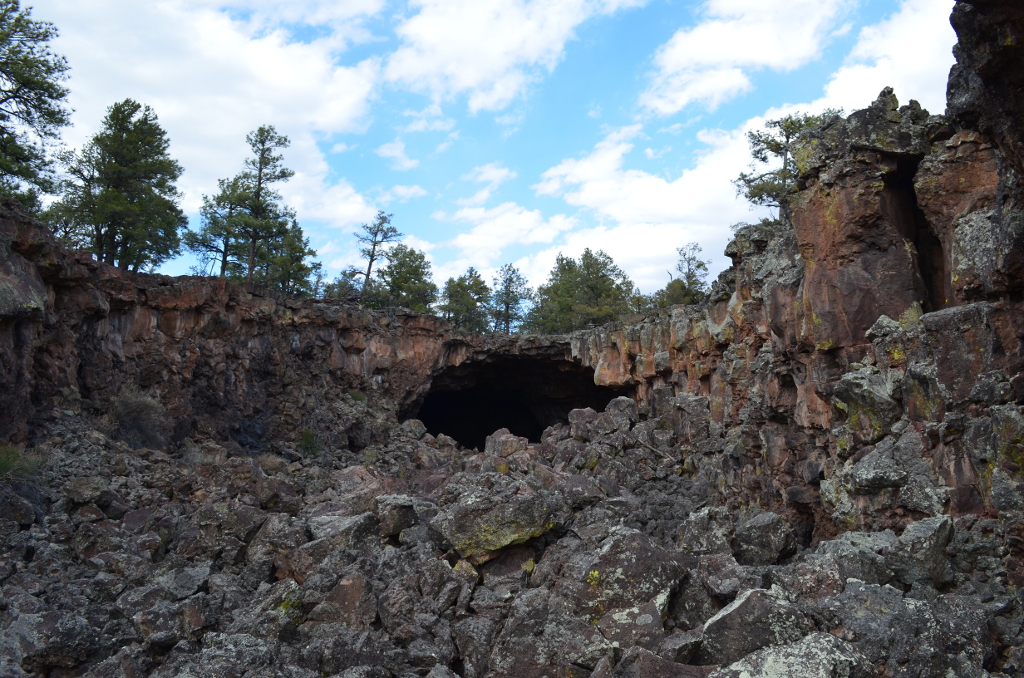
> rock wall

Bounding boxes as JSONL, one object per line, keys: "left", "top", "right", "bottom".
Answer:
{"left": 4, "top": 31, "right": 1024, "bottom": 536}
{"left": 3, "top": 2, "right": 1024, "bottom": 675}
{"left": 0, "top": 212, "right": 586, "bottom": 447}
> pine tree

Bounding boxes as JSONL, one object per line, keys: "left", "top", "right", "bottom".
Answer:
{"left": 322, "top": 268, "right": 363, "bottom": 300}
{"left": 524, "top": 249, "right": 637, "bottom": 333}
{"left": 490, "top": 263, "right": 531, "bottom": 334}
{"left": 51, "top": 99, "right": 186, "bottom": 271}
{"left": 734, "top": 110, "right": 842, "bottom": 225}
{"left": 265, "top": 220, "right": 318, "bottom": 294}
{"left": 236, "top": 125, "right": 294, "bottom": 284}
{"left": 363, "top": 244, "right": 437, "bottom": 312}
{"left": 0, "top": 0, "right": 71, "bottom": 211}
{"left": 356, "top": 210, "right": 402, "bottom": 293}
{"left": 183, "top": 176, "right": 247, "bottom": 277}
{"left": 181, "top": 125, "right": 322, "bottom": 293}
{"left": 653, "top": 242, "right": 710, "bottom": 307}
{"left": 439, "top": 267, "right": 491, "bottom": 332}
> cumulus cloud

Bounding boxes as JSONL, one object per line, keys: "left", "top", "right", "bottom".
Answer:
{"left": 385, "top": 0, "right": 646, "bottom": 112}
{"left": 640, "top": 0, "right": 854, "bottom": 116}
{"left": 381, "top": 184, "right": 429, "bottom": 203}
{"left": 282, "top": 172, "right": 378, "bottom": 231}
{"left": 401, "top": 103, "right": 456, "bottom": 132}
{"left": 437, "top": 202, "right": 576, "bottom": 279}
{"left": 435, "top": 131, "right": 459, "bottom": 153}
{"left": 34, "top": 0, "right": 380, "bottom": 218}
{"left": 205, "top": 0, "right": 384, "bottom": 33}
{"left": 457, "top": 162, "right": 517, "bottom": 206}
{"left": 533, "top": 123, "right": 765, "bottom": 290}
{"left": 376, "top": 138, "right": 420, "bottom": 170}
{"left": 817, "top": 0, "right": 956, "bottom": 113}
{"left": 531, "top": 0, "right": 956, "bottom": 291}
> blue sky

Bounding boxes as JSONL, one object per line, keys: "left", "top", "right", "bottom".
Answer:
{"left": 33, "top": 0, "right": 956, "bottom": 292}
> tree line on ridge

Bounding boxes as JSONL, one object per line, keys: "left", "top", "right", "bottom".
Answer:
{"left": 0, "top": 0, "right": 839, "bottom": 335}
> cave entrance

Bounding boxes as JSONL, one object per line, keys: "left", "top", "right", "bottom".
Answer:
{"left": 884, "top": 156, "right": 953, "bottom": 311}
{"left": 403, "top": 356, "right": 630, "bottom": 451}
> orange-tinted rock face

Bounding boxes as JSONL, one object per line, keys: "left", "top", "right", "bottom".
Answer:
{"left": 915, "top": 132, "right": 1015, "bottom": 303}
{"left": 792, "top": 156, "right": 928, "bottom": 349}
{"left": 8, "top": 8, "right": 1024, "bottom": 676}
{"left": 4, "top": 22, "right": 1024, "bottom": 545}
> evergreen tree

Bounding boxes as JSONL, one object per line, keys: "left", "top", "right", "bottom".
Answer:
{"left": 490, "top": 263, "right": 531, "bottom": 334}
{"left": 653, "top": 242, "right": 710, "bottom": 307}
{"left": 438, "top": 267, "right": 491, "bottom": 332}
{"left": 322, "top": 267, "right": 363, "bottom": 300}
{"left": 52, "top": 99, "right": 186, "bottom": 271}
{"left": 38, "top": 196, "right": 88, "bottom": 249}
{"left": 356, "top": 210, "right": 402, "bottom": 293}
{"left": 183, "top": 176, "right": 247, "bottom": 277}
{"left": 264, "top": 220, "right": 318, "bottom": 294}
{"left": 181, "top": 126, "right": 322, "bottom": 293}
{"left": 236, "top": 125, "right": 294, "bottom": 284}
{"left": 524, "top": 249, "right": 637, "bottom": 333}
{"left": 363, "top": 244, "right": 437, "bottom": 312}
{"left": 0, "top": 0, "right": 71, "bottom": 211}
{"left": 626, "top": 289, "right": 657, "bottom": 315}
{"left": 734, "top": 110, "right": 841, "bottom": 225}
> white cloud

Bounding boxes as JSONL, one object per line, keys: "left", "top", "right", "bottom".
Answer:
{"left": 204, "top": 0, "right": 384, "bottom": 34}
{"left": 385, "top": 0, "right": 646, "bottom": 112}
{"left": 495, "top": 111, "right": 525, "bottom": 137}
{"left": 401, "top": 103, "right": 456, "bottom": 132}
{"left": 534, "top": 123, "right": 763, "bottom": 290}
{"left": 457, "top": 162, "right": 517, "bottom": 206}
{"left": 381, "top": 184, "right": 429, "bottom": 203}
{"left": 282, "top": 172, "right": 378, "bottom": 231}
{"left": 640, "top": 0, "right": 854, "bottom": 116}
{"left": 376, "top": 138, "right": 420, "bottom": 170}
{"left": 33, "top": 0, "right": 380, "bottom": 221}
{"left": 403, "top": 234, "right": 439, "bottom": 254}
{"left": 495, "top": 113, "right": 524, "bottom": 126}
{"left": 657, "top": 117, "right": 701, "bottom": 134}
{"left": 463, "top": 163, "right": 517, "bottom": 185}
{"left": 816, "top": 0, "right": 956, "bottom": 113}
{"left": 644, "top": 146, "right": 670, "bottom": 159}
{"left": 443, "top": 202, "right": 576, "bottom": 274}
{"left": 435, "top": 130, "right": 460, "bottom": 154}
{"left": 331, "top": 142, "right": 356, "bottom": 153}
{"left": 513, "top": 224, "right": 705, "bottom": 290}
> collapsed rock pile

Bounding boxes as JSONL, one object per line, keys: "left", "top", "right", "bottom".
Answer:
{"left": 3, "top": 1, "right": 1024, "bottom": 676}
{"left": 1, "top": 392, "right": 1022, "bottom": 677}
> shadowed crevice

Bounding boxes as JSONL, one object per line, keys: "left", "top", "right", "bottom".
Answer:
{"left": 403, "top": 356, "right": 630, "bottom": 450}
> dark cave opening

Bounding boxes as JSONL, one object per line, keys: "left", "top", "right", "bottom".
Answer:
{"left": 885, "top": 156, "right": 953, "bottom": 311}
{"left": 404, "top": 356, "right": 630, "bottom": 451}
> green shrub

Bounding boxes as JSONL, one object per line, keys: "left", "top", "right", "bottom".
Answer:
{"left": 110, "top": 388, "right": 169, "bottom": 450}
{"left": 349, "top": 390, "right": 367, "bottom": 403}
{"left": 0, "top": 445, "right": 40, "bottom": 478}
{"left": 298, "top": 428, "right": 320, "bottom": 455}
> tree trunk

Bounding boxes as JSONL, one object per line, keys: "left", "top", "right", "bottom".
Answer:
{"left": 362, "top": 245, "right": 377, "bottom": 293}
{"left": 247, "top": 238, "right": 256, "bottom": 285}
{"left": 219, "top": 241, "right": 228, "bottom": 278}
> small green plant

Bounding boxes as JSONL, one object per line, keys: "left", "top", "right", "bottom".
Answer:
{"left": 0, "top": 445, "right": 40, "bottom": 478}
{"left": 297, "top": 428, "right": 320, "bottom": 455}
{"left": 349, "top": 390, "right": 367, "bottom": 403}
{"left": 109, "top": 388, "right": 169, "bottom": 450}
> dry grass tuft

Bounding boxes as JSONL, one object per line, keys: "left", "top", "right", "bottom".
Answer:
{"left": 109, "top": 388, "right": 170, "bottom": 450}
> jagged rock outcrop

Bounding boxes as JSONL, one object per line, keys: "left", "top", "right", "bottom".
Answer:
{"left": 3, "top": 1, "right": 1024, "bottom": 675}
